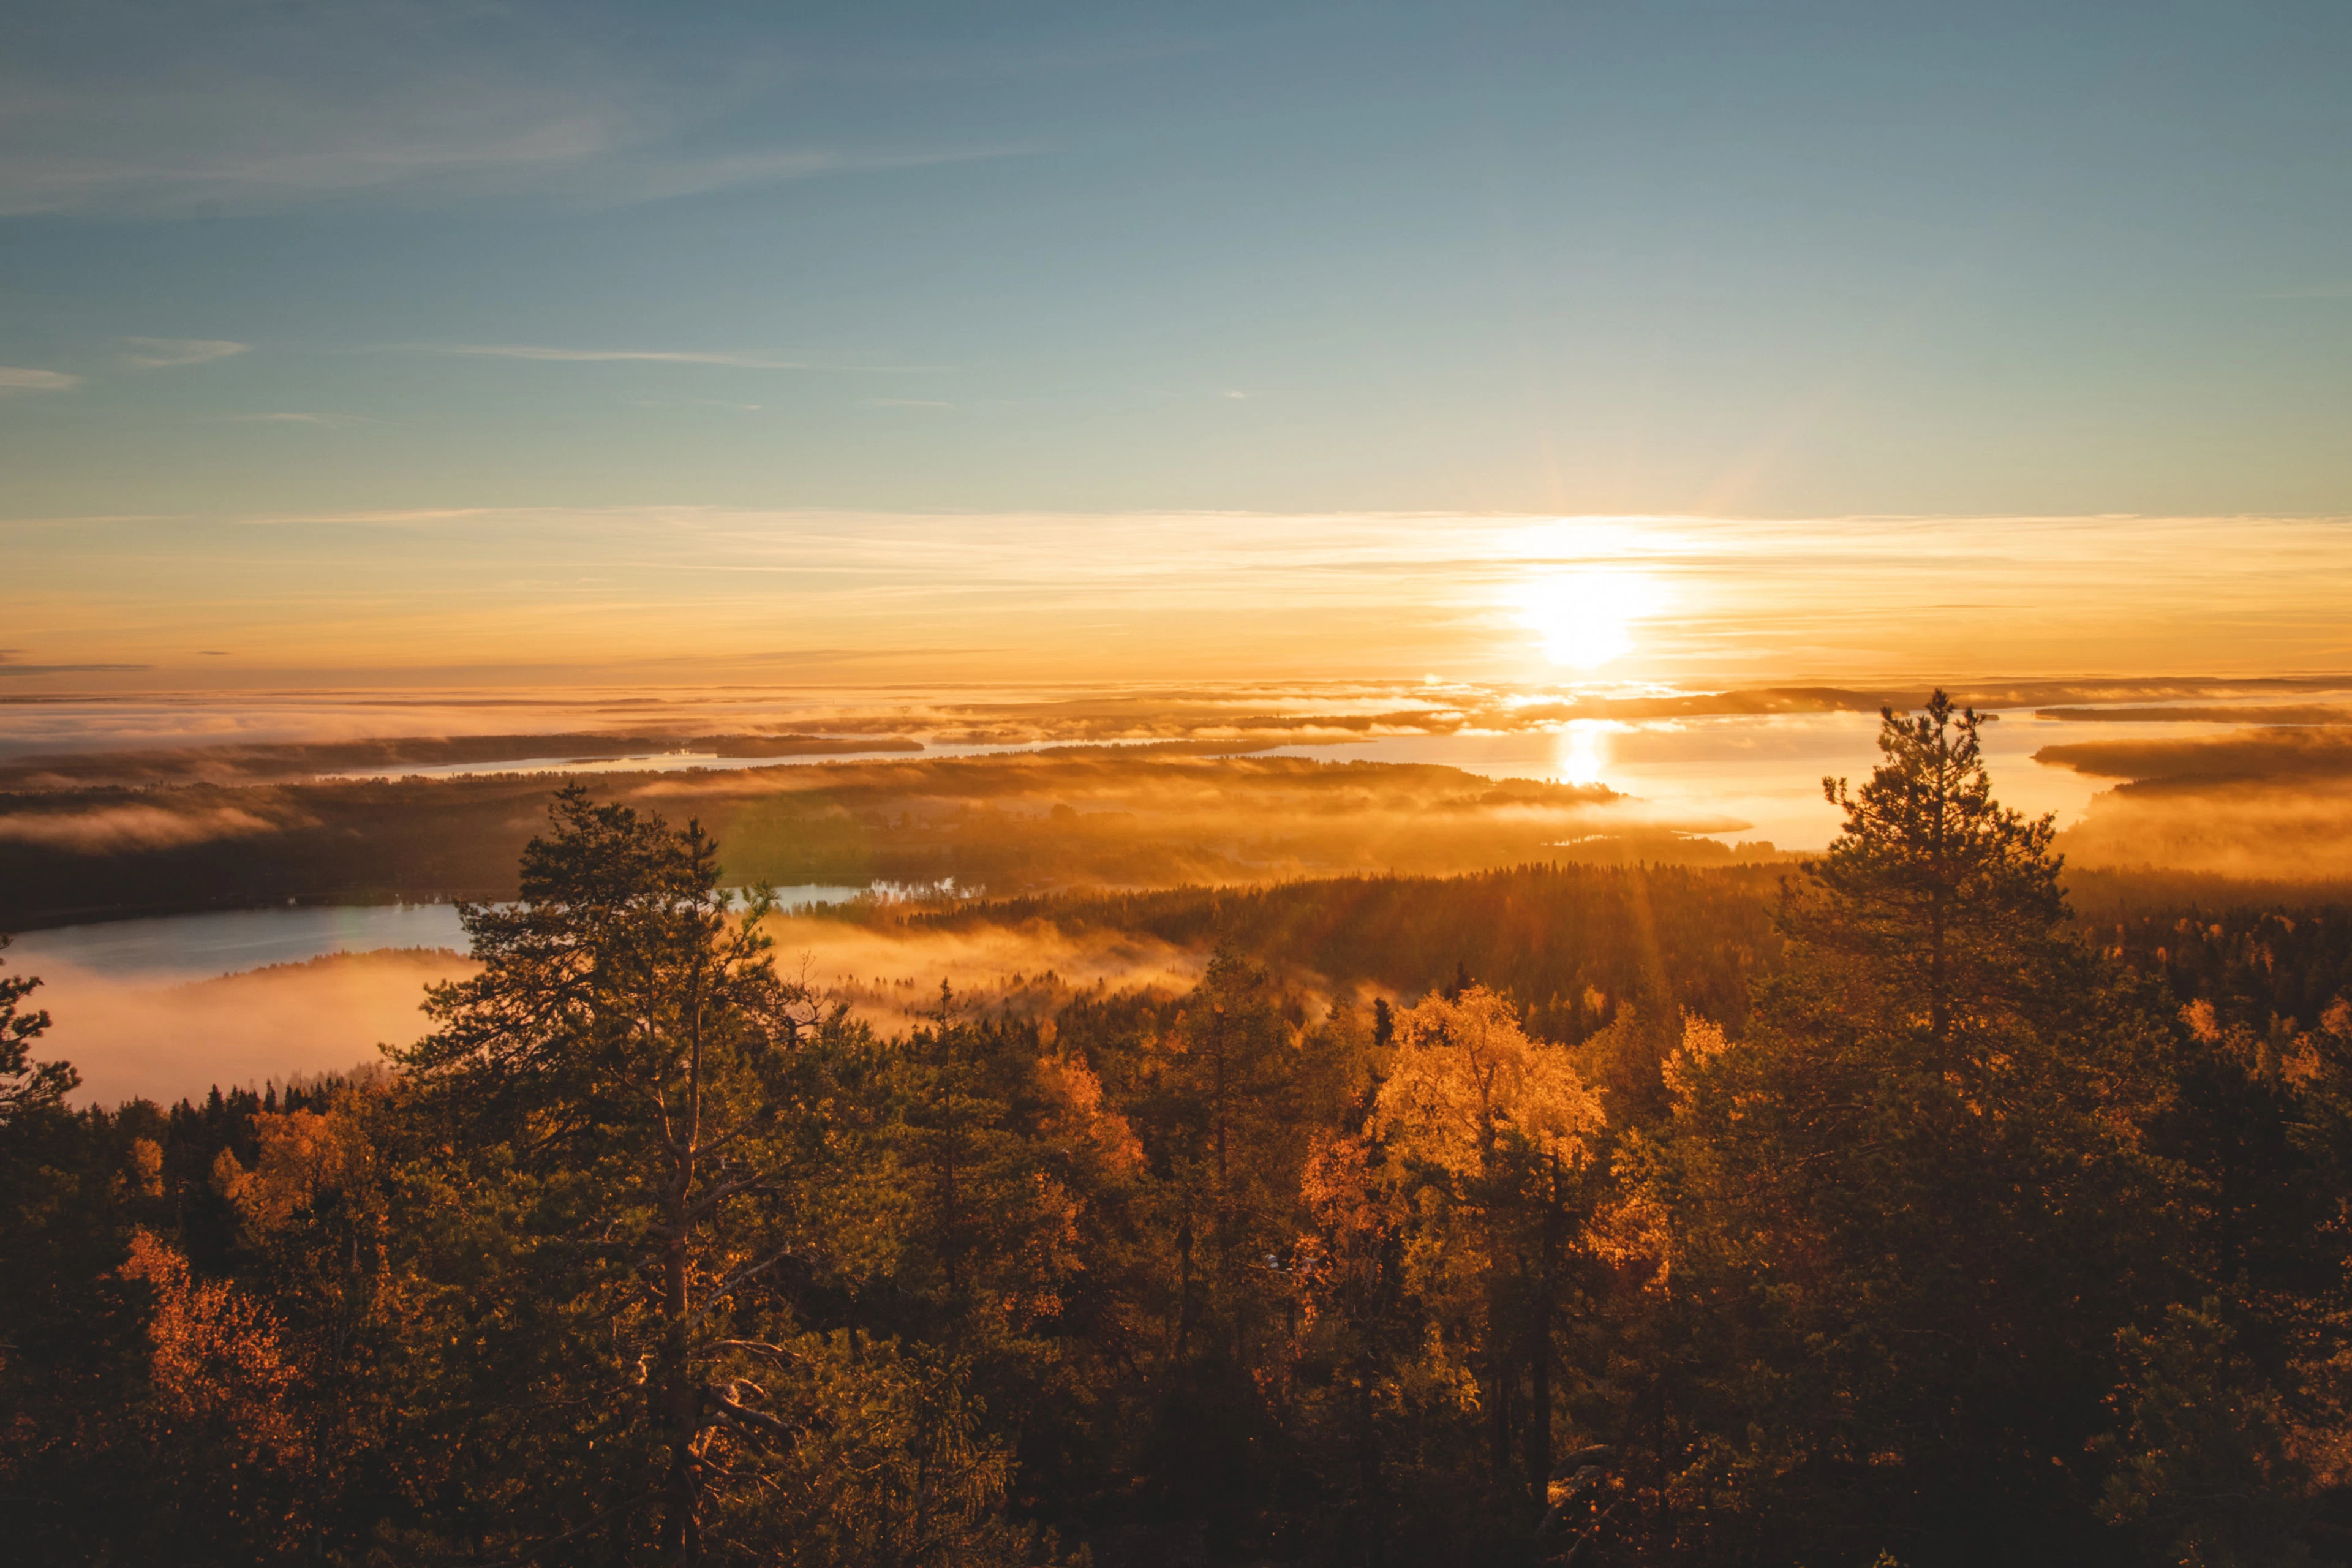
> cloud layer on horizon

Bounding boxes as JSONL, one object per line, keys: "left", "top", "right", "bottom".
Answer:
{"left": 6, "top": 508, "right": 2350, "bottom": 690}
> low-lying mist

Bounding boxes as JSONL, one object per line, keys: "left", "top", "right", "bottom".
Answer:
{"left": 43, "top": 916, "right": 1211, "bottom": 1107}
{"left": 13, "top": 679, "right": 2307, "bottom": 789}
{"left": 1, "top": 752, "right": 1762, "bottom": 927}
{"left": 42, "top": 949, "right": 470, "bottom": 1107}
{"left": 2061, "top": 779, "right": 2352, "bottom": 880}
{"left": 2045, "top": 728, "right": 2352, "bottom": 879}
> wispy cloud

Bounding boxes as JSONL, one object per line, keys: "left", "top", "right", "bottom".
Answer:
{"left": 410, "top": 344, "right": 956, "bottom": 375}
{"left": 124, "top": 337, "right": 249, "bottom": 368}
{"left": 590, "top": 145, "right": 1023, "bottom": 208}
{"left": 0, "top": 366, "right": 80, "bottom": 392}
{"left": 222, "top": 412, "right": 361, "bottom": 427}
{"left": 0, "top": 6, "right": 1023, "bottom": 219}
{"left": 420, "top": 344, "right": 809, "bottom": 369}
{"left": 0, "top": 662, "right": 151, "bottom": 675}
{"left": 226, "top": 508, "right": 496, "bottom": 528}
{"left": 26, "top": 508, "right": 2352, "bottom": 688}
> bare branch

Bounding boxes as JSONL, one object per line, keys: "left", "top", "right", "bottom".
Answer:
{"left": 685, "top": 1249, "right": 795, "bottom": 1333}
{"left": 685, "top": 1172, "right": 775, "bottom": 1223}
{"left": 696, "top": 1339, "right": 801, "bottom": 1365}
{"left": 702, "top": 1385, "right": 795, "bottom": 1444}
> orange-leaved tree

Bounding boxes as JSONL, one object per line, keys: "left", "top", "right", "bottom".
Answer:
{"left": 1370, "top": 984, "right": 1604, "bottom": 1499}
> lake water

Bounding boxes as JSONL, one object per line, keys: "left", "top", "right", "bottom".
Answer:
{"left": 8, "top": 885, "right": 864, "bottom": 1105}
{"left": 310, "top": 704, "right": 2276, "bottom": 854}
{"left": 9, "top": 886, "right": 865, "bottom": 982}
{"left": 8, "top": 697, "right": 2296, "bottom": 979}
{"left": 6, "top": 694, "right": 2331, "bottom": 1106}
{"left": 1270, "top": 703, "right": 2266, "bottom": 853}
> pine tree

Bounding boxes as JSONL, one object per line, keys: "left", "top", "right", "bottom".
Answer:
{"left": 0, "top": 935, "right": 76, "bottom": 1121}
{"left": 394, "top": 785, "right": 828, "bottom": 1562}
{"left": 1639, "top": 693, "right": 2181, "bottom": 1564}
{"left": 1795, "top": 689, "right": 2069, "bottom": 1046}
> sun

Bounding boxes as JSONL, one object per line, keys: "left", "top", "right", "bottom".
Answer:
{"left": 1512, "top": 568, "right": 1667, "bottom": 670}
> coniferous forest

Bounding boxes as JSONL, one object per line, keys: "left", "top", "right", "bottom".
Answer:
{"left": 9, "top": 697, "right": 2352, "bottom": 1568}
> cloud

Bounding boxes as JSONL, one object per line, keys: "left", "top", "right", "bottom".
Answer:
{"left": 420, "top": 344, "right": 809, "bottom": 369}
{"left": 412, "top": 345, "right": 953, "bottom": 374}
{"left": 0, "top": 366, "right": 80, "bottom": 392}
{"left": 0, "top": 4, "right": 1023, "bottom": 219}
{"left": 2257, "top": 281, "right": 2352, "bottom": 300}
{"left": 124, "top": 337, "right": 247, "bottom": 368}
{"left": 224, "top": 412, "right": 358, "bottom": 426}
{"left": 582, "top": 145, "right": 1023, "bottom": 208}
{"left": 0, "top": 655, "right": 151, "bottom": 674}
{"left": 220, "top": 507, "right": 494, "bottom": 529}
{"left": 17, "top": 507, "right": 2352, "bottom": 689}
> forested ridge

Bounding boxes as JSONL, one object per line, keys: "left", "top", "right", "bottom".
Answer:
{"left": 8, "top": 696, "right": 2352, "bottom": 1566}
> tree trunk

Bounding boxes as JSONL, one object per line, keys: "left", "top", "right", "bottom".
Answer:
{"left": 661, "top": 1178, "right": 700, "bottom": 1564}
{"left": 1526, "top": 1162, "right": 1562, "bottom": 1499}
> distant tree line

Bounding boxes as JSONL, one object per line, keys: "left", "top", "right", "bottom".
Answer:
{"left": 6, "top": 696, "right": 2352, "bottom": 1566}
{"left": 0, "top": 754, "right": 1725, "bottom": 929}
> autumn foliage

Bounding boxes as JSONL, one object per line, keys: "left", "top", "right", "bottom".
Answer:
{"left": 8, "top": 703, "right": 2352, "bottom": 1565}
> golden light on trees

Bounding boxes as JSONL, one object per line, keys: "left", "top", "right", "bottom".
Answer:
{"left": 1370, "top": 986, "right": 1603, "bottom": 1177}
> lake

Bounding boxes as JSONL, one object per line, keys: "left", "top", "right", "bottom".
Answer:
{"left": 7, "top": 886, "right": 867, "bottom": 982}
{"left": 6, "top": 696, "right": 2282, "bottom": 982}
{"left": 1, "top": 693, "right": 2316, "bottom": 1106}
{"left": 7, "top": 886, "right": 863, "bottom": 1107}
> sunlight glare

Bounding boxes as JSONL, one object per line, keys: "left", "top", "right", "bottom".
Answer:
{"left": 1513, "top": 568, "right": 1668, "bottom": 669}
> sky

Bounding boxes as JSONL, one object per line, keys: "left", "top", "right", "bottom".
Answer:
{"left": 5, "top": 1, "right": 2351, "bottom": 687}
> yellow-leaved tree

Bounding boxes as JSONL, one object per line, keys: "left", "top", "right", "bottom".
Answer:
{"left": 1369, "top": 984, "right": 1604, "bottom": 1498}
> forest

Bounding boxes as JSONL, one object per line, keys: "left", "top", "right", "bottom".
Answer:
{"left": 7, "top": 694, "right": 2352, "bottom": 1567}
{"left": 0, "top": 750, "right": 1731, "bottom": 930}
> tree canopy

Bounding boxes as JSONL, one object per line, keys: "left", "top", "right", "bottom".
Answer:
{"left": 6, "top": 714, "right": 2352, "bottom": 1566}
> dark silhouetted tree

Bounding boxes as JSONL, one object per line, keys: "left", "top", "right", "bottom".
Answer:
{"left": 1638, "top": 693, "right": 2189, "bottom": 1565}
{"left": 395, "top": 785, "right": 828, "bottom": 1561}
{"left": 0, "top": 934, "right": 76, "bottom": 1121}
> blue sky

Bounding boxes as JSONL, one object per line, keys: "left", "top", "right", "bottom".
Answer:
{"left": 3, "top": 2, "right": 2350, "bottom": 683}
